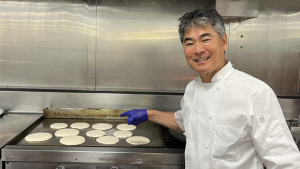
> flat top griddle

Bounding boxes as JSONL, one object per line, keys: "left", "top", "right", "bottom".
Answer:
{"left": 11, "top": 118, "right": 164, "bottom": 148}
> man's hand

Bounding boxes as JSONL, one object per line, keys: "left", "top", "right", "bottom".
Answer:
{"left": 120, "top": 109, "right": 148, "bottom": 125}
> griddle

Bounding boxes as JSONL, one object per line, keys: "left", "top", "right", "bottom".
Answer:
{"left": 2, "top": 111, "right": 184, "bottom": 168}
{"left": 10, "top": 118, "right": 164, "bottom": 148}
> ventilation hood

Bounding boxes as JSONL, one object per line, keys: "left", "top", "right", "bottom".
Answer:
{"left": 209, "top": 0, "right": 259, "bottom": 19}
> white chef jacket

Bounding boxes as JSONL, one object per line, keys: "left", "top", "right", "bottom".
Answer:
{"left": 175, "top": 61, "right": 300, "bottom": 169}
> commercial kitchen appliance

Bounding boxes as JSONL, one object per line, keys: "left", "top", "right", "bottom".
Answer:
{"left": 1, "top": 109, "right": 185, "bottom": 169}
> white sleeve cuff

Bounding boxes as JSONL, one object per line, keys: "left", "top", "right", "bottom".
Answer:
{"left": 174, "top": 110, "right": 185, "bottom": 131}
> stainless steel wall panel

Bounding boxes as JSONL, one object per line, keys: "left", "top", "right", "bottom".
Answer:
{"left": 95, "top": 0, "right": 207, "bottom": 92}
{"left": 222, "top": 20, "right": 230, "bottom": 61}
{"left": 227, "top": 20, "right": 238, "bottom": 67}
{"left": 0, "top": 0, "right": 90, "bottom": 89}
{"left": 0, "top": 91, "right": 182, "bottom": 112}
{"left": 283, "top": 3, "right": 300, "bottom": 93}
{"left": 236, "top": 18, "right": 269, "bottom": 83}
{"left": 235, "top": 0, "right": 300, "bottom": 94}
{"left": 268, "top": 8, "right": 288, "bottom": 93}
{"left": 0, "top": 1, "right": 19, "bottom": 46}
{"left": 87, "top": 0, "right": 97, "bottom": 90}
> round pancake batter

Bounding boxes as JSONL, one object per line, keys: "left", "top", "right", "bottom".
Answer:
{"left": 50, "top": 123, "right": 68, "bottom": 129}
{"left": 55, "top": 128, "right": 80, "bottom": 137}
{"left": 96, "top": 136, "right": 119, "bottom": 145}
{"left": 126, "top": 136, "right": 150, "bottom": 145}
{"left": 60, "top": 135, "right": 85, "bottom": 145}
{"left": 116, "top": 123, "right": 136, "bottom": 131}
{"left": 92, "top": 123, "right": 113, "bottom": 130}
{"left": 25, "top": 132, "right": 52, "bottom": 142}
{"left": 86, "top": 130, "right": 106, "bottom": 137}
{"left": 113, "top": 130, "right": 132, "bottom": 138}
{"left": 70, "top": 122, "right": 90, "bottom": 129}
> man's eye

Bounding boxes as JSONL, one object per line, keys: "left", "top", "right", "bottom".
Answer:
{"left": 203, "top": 39, "right": 210, "bottom": 42}
{"left": 186, "top": 43, "right": 194, "bottom": 46}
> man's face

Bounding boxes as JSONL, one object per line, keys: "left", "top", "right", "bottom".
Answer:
{"left": 183, "top": 25, "right": 228, "bottom": 76}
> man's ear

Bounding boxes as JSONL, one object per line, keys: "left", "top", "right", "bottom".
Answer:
{"left": 222, "top": 33, "right": 228, "bottom": 51}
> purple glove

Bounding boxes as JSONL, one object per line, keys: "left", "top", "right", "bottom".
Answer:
{"left": 120, "top": 109, "right": 148, "bottom": 125}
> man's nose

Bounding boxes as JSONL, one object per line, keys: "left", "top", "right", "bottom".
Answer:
{"left": 194, "top": 42, "right": 206, "bottom": 54}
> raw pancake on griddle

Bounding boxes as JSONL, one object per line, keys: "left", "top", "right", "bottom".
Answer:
{"left": 126, "top": 136, "right": 150, "bottom": 145}
{"left": 86, "top": 130, "right": 106, "bottom": 137}
{"left": 92, "top": 123, "right": 113, "bottom": 130}
{"left": 70, "top": 122, "right": 90, "bottom": 129}
{"left": 113, "top": 130, "right": 132, "bottom": 138}
{"left": 25, "top": 132, "right": 53, "bottom": 142}
{"left": 55, "top": 128, "right": 80, "bottom": 137}
{"left": 116, "top": 123, "right": 136, "bottom": 131}
{"left": 96, "top": 136, "right": 119, "bottom": 145}
{"left": 60, "top": 136, "right": 85, "bottom": 145}
{"left": 50, "top": 123, "right": 68, "bottom": 129}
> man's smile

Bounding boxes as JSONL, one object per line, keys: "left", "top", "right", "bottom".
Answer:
{"left": 195, "top": 56, "right": 210, "bottom": 62}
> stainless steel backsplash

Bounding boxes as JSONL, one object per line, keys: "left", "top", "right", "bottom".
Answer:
{"left": 0, "top": 0, "right": 299, "bottom": 118}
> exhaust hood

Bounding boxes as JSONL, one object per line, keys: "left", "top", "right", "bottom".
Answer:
{"left": 209, "top": 0, "right": 259, "bottom": 19}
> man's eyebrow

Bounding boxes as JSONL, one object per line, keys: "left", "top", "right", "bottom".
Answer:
{"left": 183, "top": 37, "right": 193, "bottom": 43}
{"left": 199, "top": 33, "right": 212, "bottom": 38}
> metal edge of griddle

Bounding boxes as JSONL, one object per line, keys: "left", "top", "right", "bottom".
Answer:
{"left": 3, "top": 117, "right": 45, "bottom": 147}
{"left": 0, "top": 114, "right": 43, "bottom": 158}
{"left": 2, "top": 145, "right": 185, "bottom": 165}
{"left": 43, "top": 108, "right": 129, "bottom": 119}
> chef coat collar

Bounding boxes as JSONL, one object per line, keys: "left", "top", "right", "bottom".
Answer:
{"left": 197, "top": 60, "right": 233, "bottom": 83}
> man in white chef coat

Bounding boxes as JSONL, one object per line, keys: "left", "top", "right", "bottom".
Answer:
{"left": 121, "top": 7, "right": 300, "bottom": 169}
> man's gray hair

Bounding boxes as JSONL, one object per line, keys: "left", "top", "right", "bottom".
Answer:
{"left": 178, "top": 7, "right": 225, "bottom": 43}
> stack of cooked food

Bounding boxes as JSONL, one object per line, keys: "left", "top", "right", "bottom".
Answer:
{"left": 24, "top": 122, "right": 150, "bottom": 146}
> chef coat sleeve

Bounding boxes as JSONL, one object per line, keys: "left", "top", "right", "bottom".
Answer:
{"left": 174, "top": 97, "right": 185, "bottom": 132}
{"left": 250, "top": 87, "right": 300, "bottom": 168}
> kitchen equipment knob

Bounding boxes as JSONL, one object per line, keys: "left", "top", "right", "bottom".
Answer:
{"left": 56, "top": 166, "right": 66, "bottom": 169}
{"left": 110, "top": 166, "right": 118, "bottom": 169}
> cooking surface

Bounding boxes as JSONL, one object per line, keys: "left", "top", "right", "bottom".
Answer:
{"left": 12, "top": 118, "right": 164, "bottom": 148}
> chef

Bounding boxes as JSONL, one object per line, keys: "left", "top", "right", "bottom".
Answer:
{"left": 121, "top": 7, "right": 300, "bottom": 169}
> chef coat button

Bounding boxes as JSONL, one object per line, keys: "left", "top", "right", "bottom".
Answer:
{"left": 216, "top": 85, "right": 221, "bottom": 90}
{"left": 197, "top": 84, "right": 201, "bottom": 88}
{"left": 205, "top": 144, "right": 209, "bottom": 149}
{"left": 192, "top": 111, "right": 196, "bottom": 115}
{"left": 209, "top": 115, "right": 213, "bottom": 119}
{"left": 189, "top": 139, "right": 192, "bottom": 143}
{"left": 260, "top": 117, "right": 266, "bottom": 123}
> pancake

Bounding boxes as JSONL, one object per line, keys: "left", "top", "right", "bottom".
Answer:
{"left": 96, "top": 136, "right": 119, "bottom": 145}
{"left": 55, "top": 128, "right": 80, "bottom": 137}
{"left": 113, "top": 130, "right": 132, "bottom": 138}
{"left": 86, "top": 130, "right": 106, "bottom": 137}
{"left": 92, "top": 123, "right": 113, "bottom": 130}
{"left": 70, "top": 122, "right": 90, "bottom": 129}
{"left": 126, "top": 136, "right": 150, "bottom": 145}
{"left": 50, "top": 123, "right": 68, "bottom": 129}
{"left": 60, "top": 136, "right": 85, "bottom": 145}
{"left": 116, "top": 124, "right": 136, "bottom": 131}
{"left": 25, "top": 132, "right": 52, "bottom": 142}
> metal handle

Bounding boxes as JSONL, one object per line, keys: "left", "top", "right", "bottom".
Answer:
{"left": 110, "top": 166, "right": 118, "bottom": 169}
{"left": 56, "top": 166, "right": 66, "bottom": 169}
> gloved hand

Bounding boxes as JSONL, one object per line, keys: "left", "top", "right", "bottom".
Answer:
{"left": 120, "top": 109, "right": 148, "bottom": 125}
